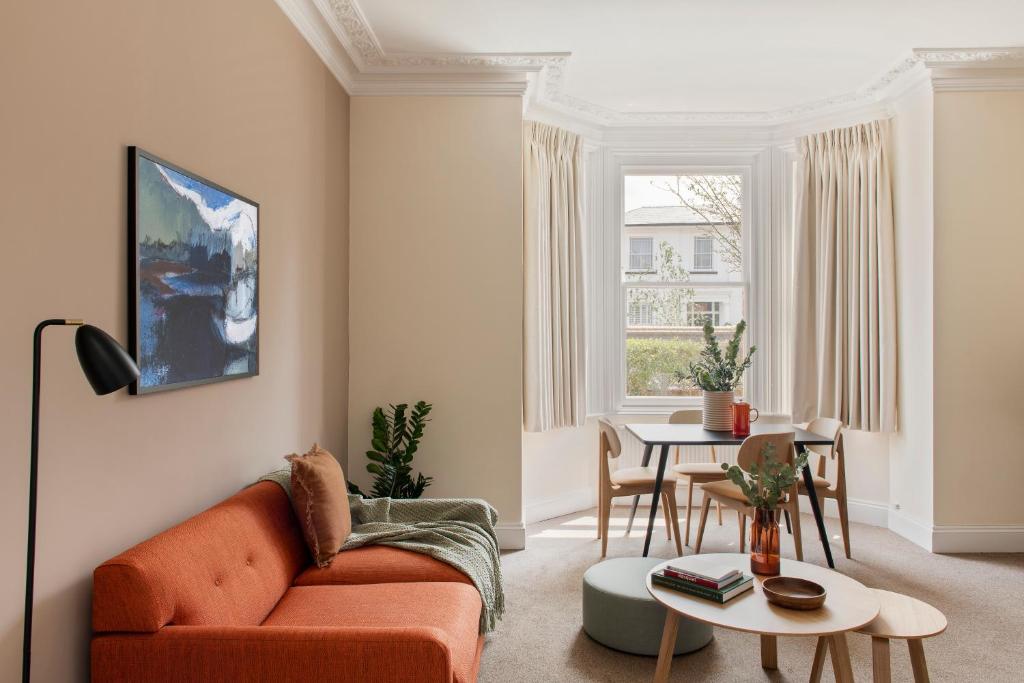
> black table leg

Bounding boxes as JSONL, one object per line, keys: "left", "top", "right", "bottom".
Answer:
{"left": 799, "top": 444, "right": 835, "bottom": 569}
{"left": 626, "top": 442, "right": 654, "bottom": 536}
{"left": 643, "top": 444, "right": 672, "bottom": 557}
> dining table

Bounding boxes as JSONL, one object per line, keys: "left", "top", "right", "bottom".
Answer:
{"left": 623, "top": 422, "right": 838, "bottom": 568}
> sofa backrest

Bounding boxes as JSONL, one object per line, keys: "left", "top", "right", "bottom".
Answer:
{"left": 93, "top": 481, "right": 308, "bottom": 633}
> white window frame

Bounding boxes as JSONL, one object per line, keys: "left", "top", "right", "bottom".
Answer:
{"left": 693, "top": 236, "right": 714, "bottom": 271}
{"left": 628, "top": 237, "right": 654, "bottom": 272}
{"left": 602, "top": 156, "right": 760, "bottom": 414}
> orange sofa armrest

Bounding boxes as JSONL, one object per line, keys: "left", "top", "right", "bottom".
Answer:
{"left": 92, "top": 625, "right": 456, "bottom": 683}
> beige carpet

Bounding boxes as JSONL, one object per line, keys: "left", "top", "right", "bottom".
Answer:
{"left": 478, "top": 506, "right": 1024, "bottom": 682}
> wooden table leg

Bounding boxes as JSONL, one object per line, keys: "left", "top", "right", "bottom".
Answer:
{"left": 908, "top": 638, "right": 930, "bottom": 682}
{"left": 653, "top": 610, "right": 680, "bottom": 683}
{"left": 809, "top": 636, "right": 828, "bottom": 683}
{"left": 760, "top": 634, "right": 778, "bottom": 669}
{"left": 871, "top": 636, "right": 891, "bottom": 683}
{"left": 627, "top": 443, "right": 654, "bottom": 536}
{"left": 643, "top": 444, "right": 671, "bottom": 557}
{"left": 827, "top": 633, "right": 855, "bottom": 683}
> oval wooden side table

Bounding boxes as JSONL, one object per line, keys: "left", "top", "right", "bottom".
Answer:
{"left": 647, "top": 554, "right": 879, "bottom": 683}
{"left": 811, "top": 588, "right": 947, "bottom": 683}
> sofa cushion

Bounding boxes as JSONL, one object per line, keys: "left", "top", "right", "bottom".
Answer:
{"left": 262, "top": 583, "right": 483, "bottom": 683}
{"left": 93, "top": 482, "right": 308, "bottom": 633}
{"left": 287, "top": 444, "right": 352, "bottom": 567}
{"left": 295, "top": 546, "right": 473, "bottom": 588}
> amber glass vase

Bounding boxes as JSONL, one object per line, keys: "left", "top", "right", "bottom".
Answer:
{"left": 750, "top": 508, "right": 781, "bottom": 576}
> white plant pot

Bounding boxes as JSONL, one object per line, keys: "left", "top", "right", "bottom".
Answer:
{"left": 702, "top": 390, "right": 734, "bottom": 431}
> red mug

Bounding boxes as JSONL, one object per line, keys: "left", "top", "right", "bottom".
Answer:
{"left": 731, "top": 401, "right": 759, "bottom": 436}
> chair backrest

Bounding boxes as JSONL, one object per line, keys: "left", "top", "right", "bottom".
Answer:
{"left": 598, "top": 418, "right": 622, "bottom": 489}
{"left": 668, "top": 410, "right": 702, "bottom": 425}
{"left": 736, "top": 431, "right": 796, "bottom": 473}
{"left": 806, "top": 417, "right": 843, "bottom": 448}
{"left": 806, "top": 417, "right": 843, "bottom": 476}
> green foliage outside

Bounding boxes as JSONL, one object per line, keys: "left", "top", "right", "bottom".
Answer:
{"left": 626, "top": 337, "right": 703, "bottom": 396}
{"left": 348, "top": 401, "right": 434, "bottom": 499}
{"left": 677, "top": 319, "right": 755, "bottom": 392}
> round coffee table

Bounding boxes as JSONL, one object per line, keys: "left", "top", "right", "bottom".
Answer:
{"left": 646, "top": 553, "right": 879, "bottom": 683}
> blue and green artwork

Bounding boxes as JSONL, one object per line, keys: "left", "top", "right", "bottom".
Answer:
{"left": 130, "top": 149, "right": 258, "bottom": 393}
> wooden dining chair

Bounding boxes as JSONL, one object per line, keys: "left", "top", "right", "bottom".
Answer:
{"left": 693, "top": 432, "right": 803, "bottom": 561}
{"left": 597, "top": 418, "right": 683, "bottom": 558}
{"left": 795, "top": 418, "right": 851, "bottom": 558}
{"left": 668, "top": 409, "right": 726, "bottom": 546}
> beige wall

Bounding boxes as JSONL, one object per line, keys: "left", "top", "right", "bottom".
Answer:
{"left": 933, "top": 90, "right": 1024, "bottom": 527}
{"left": 348, "top": 97, "right": 524, "bottom": 538}
{"left": 0, "top": 1, "right": 349, "bottom": 681}
{"left": 889, "top": 80, "right": 936, "bottom": 542}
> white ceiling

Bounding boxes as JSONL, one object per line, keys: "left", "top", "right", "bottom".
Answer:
{"left": 357, "top": 0, "right": 1024, "bottom": 113}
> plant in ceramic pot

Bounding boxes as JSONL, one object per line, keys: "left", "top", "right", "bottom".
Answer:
{"left": 721, "top": 443, "right": 808, "bottom": 575}
{"left": 675, "top": 319, "right": 755, "bottom": 431}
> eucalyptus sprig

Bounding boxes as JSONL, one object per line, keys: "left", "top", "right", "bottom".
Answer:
{"left": 720, "top": 443, "right": 808, "bottom": 510}
{"left": 675, "top": 319, "right": 755, "bottom": 391}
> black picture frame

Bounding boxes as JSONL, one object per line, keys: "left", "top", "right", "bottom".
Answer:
{"left": 128, "top": 146, "right": 260, "bottom": 394}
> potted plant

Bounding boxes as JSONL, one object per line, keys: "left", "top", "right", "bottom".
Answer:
{"left": 347, "top": 401, "right": 434, "bottom": 499}
{"left": 676, "top": 319, "right": 755, "bottom": 431}
{"left": 721, "top": 443, "right": 808, "bottom": 575}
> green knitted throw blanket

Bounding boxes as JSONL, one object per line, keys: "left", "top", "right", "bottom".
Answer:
{"left": 258, "top": 469, "right": 504, "bottom": 633}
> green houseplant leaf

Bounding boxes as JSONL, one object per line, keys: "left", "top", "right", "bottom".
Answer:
{"left": 351, "top": 401, "right": 434, "bottom": 499}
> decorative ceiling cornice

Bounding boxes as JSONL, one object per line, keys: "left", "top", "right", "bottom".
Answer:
{"left": 278, "top": 1, "right": 1024, "bottom": 129}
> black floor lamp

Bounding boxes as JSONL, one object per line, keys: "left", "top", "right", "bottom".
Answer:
{"left": 23, "top": 319, "right": 139, "bottom": 683}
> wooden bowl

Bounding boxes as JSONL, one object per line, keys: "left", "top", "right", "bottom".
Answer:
{"left": 762, "top": 576, "right": 826, "bottom": 610}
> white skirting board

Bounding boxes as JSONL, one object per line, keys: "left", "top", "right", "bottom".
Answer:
{"left": 495, "top": 522, "right": 526, "bottom": 550}
{"left": 524, "top": 488, "right": 596, "bottom": 525}
{"left": 931, "top": 524, "right": 1024, "bottom": 553}
{"left": 888, "top": 513, "right": 1024, "bottom": 553}
{"left": 888, "top": 511, "right": 934, "bottom": 551}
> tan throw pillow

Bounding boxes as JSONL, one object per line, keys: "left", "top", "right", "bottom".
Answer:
{"left": 286, "top": 444, "right": 351, "bottom": 567}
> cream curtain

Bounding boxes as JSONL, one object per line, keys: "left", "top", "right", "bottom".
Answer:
{"left": 792, "top": 120, "right": 897, "bottom": 432}
{"left": 523, "top": 121, "right": 586, "bottom": 432}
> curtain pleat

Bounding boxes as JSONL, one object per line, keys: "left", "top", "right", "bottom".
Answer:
{"left": 792, "top": 120, "right": 897, "bottom": 432}
{"left": 523, "top": 121, "right": 586, "bottom": 432}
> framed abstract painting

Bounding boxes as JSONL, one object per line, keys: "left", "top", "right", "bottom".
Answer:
{"left": 128, "top": 147, "right": 259, "bottom": 394}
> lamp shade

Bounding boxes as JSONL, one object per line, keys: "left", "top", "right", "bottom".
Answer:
{"left": 74, "top": 324, "right": 139, "bottom": 395}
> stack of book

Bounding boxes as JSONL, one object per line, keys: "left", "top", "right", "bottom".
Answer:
{"left": 651, "top": 560, "right": 754, "bottom": 604}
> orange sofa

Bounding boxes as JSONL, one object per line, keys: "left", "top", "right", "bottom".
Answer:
{"left": 91, "top": 482, "right": 484, "bottom": 682}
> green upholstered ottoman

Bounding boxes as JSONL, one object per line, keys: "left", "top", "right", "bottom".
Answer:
{"left": 582, "top": 557, "right": 713, "bottom": 656}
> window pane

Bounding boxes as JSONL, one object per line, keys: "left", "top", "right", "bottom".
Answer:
{"left": 693, "top": 236, "right": 713, "bottom": 271}
{"left": 628, "top": 237, "right": 654, "bottom": 271}
{"left": 623, "top": 174, "right": 747, "bottom": 400}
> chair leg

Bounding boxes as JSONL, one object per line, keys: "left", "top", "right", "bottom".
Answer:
{"left": 599, "top": 491, "right": 611, "bottom": 558}
{"left": 662, "top": 492, "right": 673, "bottom": 540}
{"left": 908, "top": 639, "right": 930, "bottom": 683}
{"left": 665, "top": 493, "right": 684, "bottom": 556}
{"left": 790, "top": 503, "right": 803, "bottom": 561}
{"left": 738, "top": 513, "right": 746, "bottom": 553}
{"left": 694, "top": 496, "right": 712, "bottom": 554}
{"left": 715, "top": 499, "right": 723, "bottom": 526}
{"left": 783, "top": 509, "right": 792, "bottom": 534}
{"left": 684, "top": 480, "right": 694, "bottom": 546}
{"left": 838, "top": 491, "right": 852, "bottom": 559}
{"left": 596, "top": 487, "right": 603, "bottom": 540}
